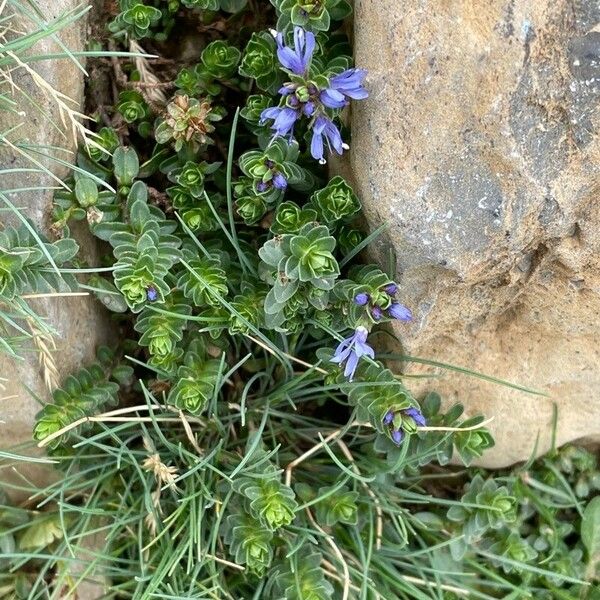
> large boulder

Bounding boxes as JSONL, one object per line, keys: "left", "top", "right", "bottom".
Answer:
{"left": 0, "top": 0, "right": 111, "bottom": 497}
{"left": 350, "top": 0, "right": 600, "bottom": 467}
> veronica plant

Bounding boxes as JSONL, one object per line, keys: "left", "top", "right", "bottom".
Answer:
{"left": 1, "top": 2, "right": 560, "bottom": 599}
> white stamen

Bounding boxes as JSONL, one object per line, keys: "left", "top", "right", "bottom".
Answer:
{"left": 342, "top": 143, "right": 350, "bottom": 150}
{"left": 319, "top": 158, "right": 327, "bottom": 165}
{"left": 269, "top": 29, "right": 278, "bottom": 38}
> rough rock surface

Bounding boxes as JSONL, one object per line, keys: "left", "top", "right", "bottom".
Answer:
{"left": 0, "top": 1, "right": 111, "bottom": 496}
{"left": 350, "top": 0, "right": 600, "bottom": 467}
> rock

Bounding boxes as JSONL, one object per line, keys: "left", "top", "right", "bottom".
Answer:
{"left": 0, "top": 1, "right": 111, "bottom": 499}
{"left": 350, "top": 0, "right": 600, "bottom": 467}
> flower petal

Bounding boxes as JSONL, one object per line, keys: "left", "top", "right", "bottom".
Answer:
{"left": 273, "top": 107, "right": 298, "bottom": 136}
{"left": 320, "top": 88, "right": 347, "bottom": 109}
{"left": 323, "top": 119, "right": 343, "bottom": 154}
{"left": 343, "top": 351, "right": 360, "bottom": 381}
{"left": 310, "top": 129, "right": 324, "bottom": 161}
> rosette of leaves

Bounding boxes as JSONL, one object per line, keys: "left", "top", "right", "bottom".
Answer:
{"left": 235, "top": 193, "right": 268, "bottom": 225}
{"left": 167, "top": 351, "right": 221, "bottom": 415}
{"left": 117, "top": 90, "right": 150, "bottom": 124}
{"left": 259, "top": 223, "right": 339, "bottom": 329}
{"left": 155, "top": 95, "right": 221, "bottom": 153}
{"left": 33, "top": 347, "right": 133, "bottom": 449}
{"left": 447, "top": 474, "right": 517, "bottom": 560}
{"left": 200, "top": 40, "right": 241, "bottom": 79}
{"left": 108, "top": 1, "right": 162, "bottom": 39}
{"left": 269, "top": 548, "right": 334, "bottom": 600}
{"left": 271, "top": 201, "right": 318, "bottom": 234}
{"left": 174, "top": 64, "right": 221, "bottom": 97}
{"left": 223, "top": 512, "right": 273, "bottom": 576}
{"left": 86, "top": 127, "right": 119, "bottom": 163}
{"left": 95, "top": 184, "right": 181, "bottom": 312}
{"left": 308, "top": 176, "right": 361, "bottom": 226}
{"left": 346, "top": 360, "right": 414, "bottom": 431}
{"left": 239, "top": 138, "right": 312, "bottom": 203}
{"left": 168, "top": 160, "right": 220, "bottom": 199}
{"left": 271, "top": 0, "right": 352, "bottom": 32}
{"left": 332, "top": 265, "right": 397, "bottom": 326}
{"left": 337, "top": 226, "right": 364, "bottom": 256}
{"left": 134, "top": 298, "right": 190, "bottom": 361}
{"left": 486, "top": 531, "right": 538, "bottom": 574}
{"left": 410, "top": 393, "right": 494, "bottom": 467}
{"left": 177, "top": 255, "right": 228, "bottom": 307}
{"left": 239, "top": 31, "right": 282, "bottom": 94}
{"left": 0, "top": 224, "right": 77, "bottom": 300}
{"left": 228, "top": 282, "right": 267, "bottom": 334}
{"left": 165, "top": 185, "right": 222, "bottom": 232}
{"left": 233, "top": 471, "right": 298, "bottom": 531}
{"left": 544, "top": 445, "right": 600, "bottom": 498}
{"left": 240, "top": 94, "right": 272, "bottom": 131}
{"left": 313, "top": 484, "right": 359, "bottom": 526}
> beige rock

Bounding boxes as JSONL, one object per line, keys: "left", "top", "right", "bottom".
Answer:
{"left": 350, "top": 0, "right": 600, "bottom": 467}
{"left": 0, "top": 0, "right": 111, "bottom": 499}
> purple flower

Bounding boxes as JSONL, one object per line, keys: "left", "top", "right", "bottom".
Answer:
{"left": 260, "top": 106, "right": 298, "bottom": 137}
{"left": 310, "top": 115, "right": 343, "bottom": 162}
{"left": 371, "top": 306, "right": 383, "bottom": 321}
{"left": 146, "top": 286, "right": 158, "bottom": 302}
{"left": 272, "top": 172, "right": 287, "bottom": 190}
{"left": 330, "top": 326, "right": 374, "bottom": 382}
{"left": 329, "top": 68, "right": 368, "bottom": 100}
{"left": 391, "top": 429, "right": 404, "bottom": 445}
{"left": 388, "top": 303, "right": 412, "bottom": 322}
{"left": 383, "top": 410, "right": 394, "bottom": 426}
{"left": 275, "top": 27, "right": 315, "bottom": 76}
{"left": 384, "top": 406, "right": 426, "bottom": 445}
{"left": 256, "top": 181, "right": 269, "bottom": 193}
{"left": 279, "top": 84, "right": 295, "bottom": 96}
{"left": 303, "top": 101, "right": 316, "bottom": 117}
{"left": 384, "top": 283, "right": 398, "bottom": 296}
{"left": 404, "top": 407, "right": 427, "bottom": 427}
{"left": 354, "top": 292, "right": 369, "bottom": 306}
{"left": 320, "top": 87, "right": 347, "bottom": 109}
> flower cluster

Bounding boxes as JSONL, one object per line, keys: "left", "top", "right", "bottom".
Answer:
{"left": 355, "top": 282, "right": 412, "bottom": 323}
{"left": 330, "top": 326, "right": 373, "bottom": 381}
{"left": 383, "top": 407, "right": 427, "bottom": 445}
{"left": 260, "top": 26, "right": 368, "bottom": 162}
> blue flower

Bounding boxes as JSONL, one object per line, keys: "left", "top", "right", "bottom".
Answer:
{"left": 260, "top": 106, "right": 298, "bottom": 137}
{"left": 371, "top": 305, "right": 383, "bottom": 321}
{"left": 320, "top": 87, "right": 347, "bottom": 109}
{"left": 391, "top": 429, "right": 404, "bottom": 445}
{"left": 404, "top": 407, "right": 427, "bottom": 427}
{"left": 146, "top": 286, "right": 158, "bottom": 302}
{"left": 310, "top": 115, "right": 343, "bottom": 163}
{"left": 354, "top": 292, "right": 369, "bottom": 306}
{"left": 383, "top": 410, "right": 394, "bottom": 425}
{"left": 329, "top": 68, "right": 368, "bottom": 100}
{"left": 385, "top": 406, "right": 427, "bottom": 445}
{"left": 274, "top": 26, "right": 316, "bottom": 76}
{"left": 388, "top": 302, "right": 412, "bottom": 322}
{"left": 272, "top": 172, "right": 287, "bottom": 190}
{"left": 384, "top": 283, "right": 398, "bottom": 296}
{"left": 330, "top": 326, "right": 374, "bottom": 382}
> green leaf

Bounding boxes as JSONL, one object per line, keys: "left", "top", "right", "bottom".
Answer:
{"left": 582, "top": 497, "right": 600, "bottom": 560}
{"left": 113, "top": 147, "right": 139, "bottom": 187}
{"left": 74, "top": 178, "right": 98, "bottom": 207}
{"left": 18, "top": 515, "right": 63, "bottom": 550}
